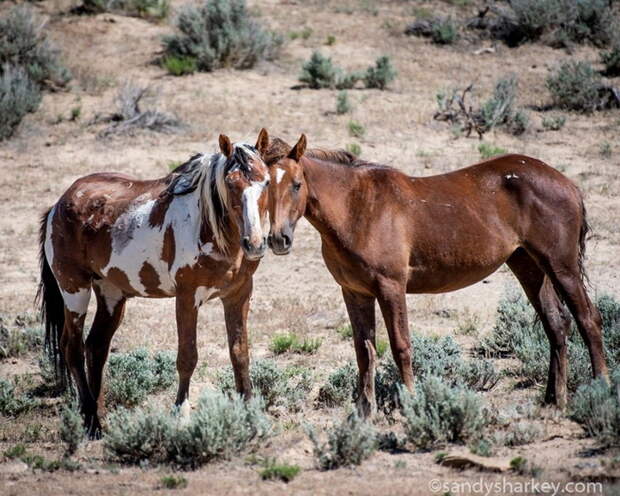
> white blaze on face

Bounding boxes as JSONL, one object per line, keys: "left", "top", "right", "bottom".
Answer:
{"left": 241, "top": 178, "right": 268, "bottom": 245}
{"left": 275, "top": 168, "right": 286, "bottom": 184}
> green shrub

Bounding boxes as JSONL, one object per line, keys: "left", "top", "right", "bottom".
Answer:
{"left": 434, "top": 76, "right": 528, "bottom": 137}
{"left": 375, "top": 334, "right": 499, "bottom": 416}
{"left": 317, "top": 334, "right": 498, "bottom": 414}
{"left": 316, "top": 362, "right": 358, "bottom": 408}
{"left": 600, "top": 141, "right": 612, "bottom": 158}
{"left": 106, "top": 349, "right": 176, "bottom": 407}
{"left": 348, "top": 120, "right": 365, "bottom": 138}
{"left": 336, "top": 90, "right": 351, "bottom": 114}
{"left": 0, "top": 379, "right": 39, "bottom": 416}
{"left": 259, "top": 459, "right": 301, "bottom": 482}
{"left": 470, "top": 438, "right": 493, "bottom": 457}
{"left": 336, "top": 323, "right": 353, "bottom": 339}
{"left": 363, "top": 55, "right": 397, "bottom": 90}
{"left": 160, "top": 475, "right": 188, "bottom": 489}
{"left": 0, "top": 5, "right": 70, "bottom": 86}
{"left": 542, "top": 114, "right": 567, "bottom": 131}
{"left": 101, "top": 0, "right": 170, "bottom": 19}
{"left": 217, "top": 359, "right": 312, "bottom": 411}
{"left": 432, "top": 17, "right": 459, "bottom": 44}
{"left": 546, "top": 61, "right": 610, "bottom": 113}
{"left": 162, "top": 55, "right": 197, "bottom": 76}
{"left": 299, "top": 51, "right": 361, "bottom": 90}
{"left": 307, "top": 412, "right": 377, "bottom": 470}
{"left": 477, "top": 290, "right": 620, "bottom": 392}
{"left": 59, "top": 400, "right": 84, "bottom": 456}
{"left": 501, "top": 0, "right": 614, "bottom": 47}
{"left": 400, "top": 377, "right": 488, "bottom": 449}
{"left": 480, "top": 76, "right": 528, "bottom": 135}
{"left": 601, "top": 35, "right": 620, "bottom": 76}
{"left": 571, "top": 370, "right": 620, "bottom": 444}
{"left": 376, "top": 339, "right": 388, "bottom": 359}
{"left": 346, "top": 143, "right": 361, "bottom": 156}
{"left": 270, "top": 333, "right": 297, "bottom": 354}
{"left": 162, "top": 0, "right": 282, "bottom": 72}
{"left": 270, "top": 333, "right": 323, "bottom": 355}
{"left": 104, "top": 390, "right": 271, "bottom": 467}
{"left": 501, "top": 421, "right": 543, "bottom": 446}
{"left": 405, "top": 17, "right": 459, "bottom": 45}
{"left": 0, "top": 315, "right": 43, "bottom": 358}
{"left": 0, "top": 64, "right": 41, "bottom": 141}
{"left": 478, "top": 143, "right": 507, "bottom": 159}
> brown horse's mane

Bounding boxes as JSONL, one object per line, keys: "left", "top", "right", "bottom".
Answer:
{"left": 265, "top": 137, "right": 387, "bottom": 170}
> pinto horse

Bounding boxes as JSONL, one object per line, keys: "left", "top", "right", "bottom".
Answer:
{"left": 37, "top": 130, "right": 271, "bottom": 436}
{"left": 265, "top": 135, "right": 608, "bottom": 416}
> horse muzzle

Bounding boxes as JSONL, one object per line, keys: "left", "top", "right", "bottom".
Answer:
{"left": 242, "top": 236, "right": 267, "bottom": 261}
{"left": 268, "top": 231, "right": 293, "bottom": 255}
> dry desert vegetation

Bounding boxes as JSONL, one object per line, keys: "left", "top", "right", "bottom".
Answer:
{"left": 1, "top": 0, "right": 620, "bottom": 494}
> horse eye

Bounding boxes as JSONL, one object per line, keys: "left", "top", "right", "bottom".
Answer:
{"left": 293, "top": 181, "right": 302, "bottom": 191}
{"left": 265, "top": 180, "right": 270, "bottom": 187}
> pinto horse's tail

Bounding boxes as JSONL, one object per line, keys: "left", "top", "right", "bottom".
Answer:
{"left": 36, "top": 206, "right": 70, "bottom": 392}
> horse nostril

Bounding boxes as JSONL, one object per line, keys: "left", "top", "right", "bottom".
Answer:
{"left": 242, "top": 237, "right": 251, "bottom": 252}
{"left": 282, "top": 234, "right": 291, "bottom": 249}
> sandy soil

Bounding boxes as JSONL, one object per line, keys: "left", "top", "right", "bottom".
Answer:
{"left": 1, "top": 0, "right": 619, "bottom": 494}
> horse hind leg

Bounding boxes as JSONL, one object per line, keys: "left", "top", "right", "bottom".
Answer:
{"left": 58, "top": 278, "right": 102, "bottom": 437}
{"left": 543, "top": 259, "right": 608, "bottom": 381}
{"left": 85, "top": 280, "right": 126, "bottom": 415}
{"left": 507, "top": 249, "right": 571, "bottom": 407}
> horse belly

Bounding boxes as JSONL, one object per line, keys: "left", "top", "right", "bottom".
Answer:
{"left": 406, "top": 260, "right": 506, "bottom": 293}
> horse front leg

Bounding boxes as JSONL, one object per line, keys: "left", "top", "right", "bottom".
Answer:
{"left": 174, "top": 291, "right": 199, "bottom": 418}
{"left": 221, "top": 278, "right": 253, "bottom": 399}
{"left": 376, "top": 279, "right": 414, "bottom": 392}
{"left": 342, "top": 288, "right": 377, "bottom": 419}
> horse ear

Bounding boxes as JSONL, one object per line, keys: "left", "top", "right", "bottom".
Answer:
{"left": 288, "top": 134, "right": 307, "bottom": 162}
{"left": 219, "top": 134, "right": 233, "bottom": 158}
{"left": 255, "top": 128, "right": 269, "bottom": 157}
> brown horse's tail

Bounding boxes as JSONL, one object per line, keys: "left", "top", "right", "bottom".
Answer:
{"left": 36, "top": 207, "right": 71, "bottom": 392}
{"left": 578, "top": 198, "right": 590, "bottom": 285}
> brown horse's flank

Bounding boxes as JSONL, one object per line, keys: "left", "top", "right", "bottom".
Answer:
{"left": 266, "top": 136, "right": 608, "bottom": 416}
{"left": 37, "top": 130, "right": 271, "bottom": 437}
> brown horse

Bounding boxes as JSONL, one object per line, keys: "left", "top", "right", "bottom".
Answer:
{"left": 37, "top": 130, "right": 271, "bottom": 437}
{"left": 265, "top": 135, "right": 608, "bottom": 416}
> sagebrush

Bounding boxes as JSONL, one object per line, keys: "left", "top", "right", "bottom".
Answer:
{"left": 400, "top": 377, "right": 488, "bottom": 449}
{"left": 217, "top": 359, "right": 312, "bottom": 412}
{"left": 106, "top": 348, "right": 176, "bottom": 407}
{"left": 306, "top": 412, "right": 377, "bottom": 470}
{"left": 104, "top": 390, "right": 271, "bottom": 467}
{"left": 162, "top": 0, "right": 282, "bottom": 73}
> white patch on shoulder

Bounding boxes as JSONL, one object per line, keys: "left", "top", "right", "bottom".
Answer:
{"left": 194, "top": 286, "right": 215, "bottom": 308}
{"left": 61, "top": 287, "right": 91, "bottom": 315}
{"left": 275, "top": 168, "right": 286, "bottom": 184}
{"left": 44, "top": 204, "right": 57, "bottom": 269}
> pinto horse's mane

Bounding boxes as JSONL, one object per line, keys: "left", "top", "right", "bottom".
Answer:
{"left": 166, "top": 143, "right": 259, "bottom": 253}
{"left": 265, "top": 137, "right": 387, "bottom": 170}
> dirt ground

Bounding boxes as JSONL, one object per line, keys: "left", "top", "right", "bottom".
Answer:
{"left": 1, "top": 0, "right": 619, "bottom": 494}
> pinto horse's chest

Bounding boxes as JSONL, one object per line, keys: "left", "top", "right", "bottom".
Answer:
{"left": 99, "top": 195, "right": 227, "bottom": 297}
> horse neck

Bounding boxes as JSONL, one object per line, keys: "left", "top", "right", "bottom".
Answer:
{"left": 302, "top": 157, "right": 354, "bottom": 238}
